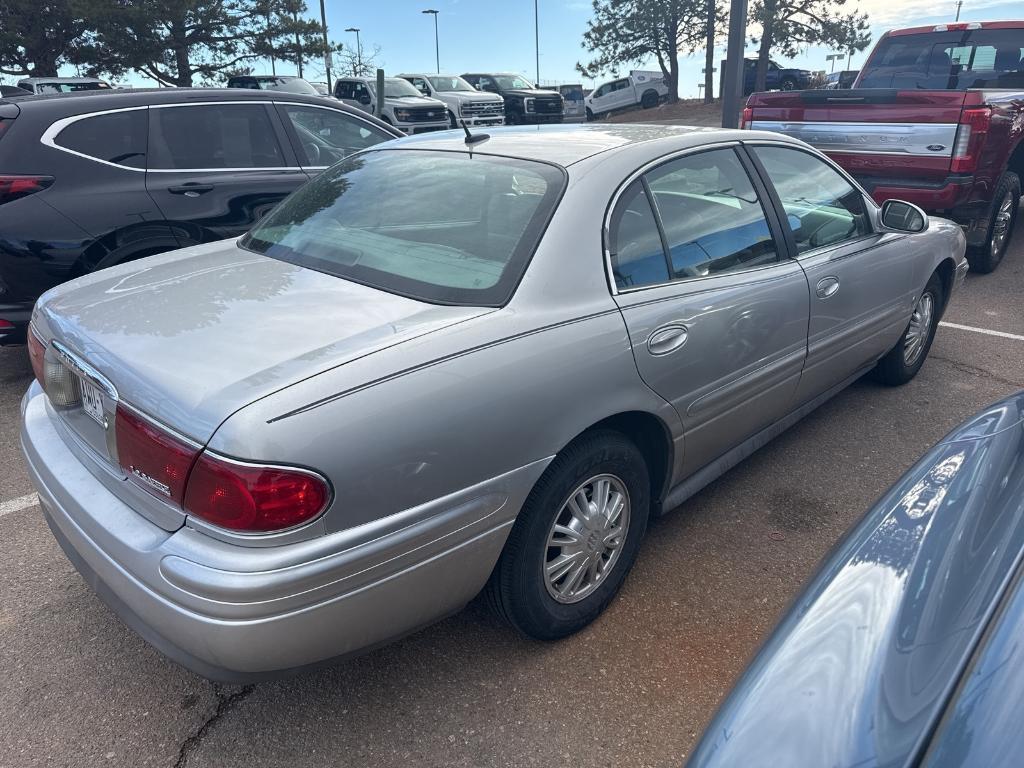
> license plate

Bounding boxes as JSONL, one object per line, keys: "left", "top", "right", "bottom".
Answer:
{"left": 80, "top": 377, "right": 106, "bottom": 427}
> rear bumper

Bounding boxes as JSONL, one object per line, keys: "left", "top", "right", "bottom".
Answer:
{"left": 21, "top": 385, "right": 542, "bottom": 681}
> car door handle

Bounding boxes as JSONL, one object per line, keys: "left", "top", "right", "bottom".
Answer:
{"left": 647, "top": 324, "right": 688, "bottom": 356}
{"left": 816, "top": 276, "right": 840, "bottom": 299}
{"left": 167, "top": 183, "right": 214, "bottom": 197}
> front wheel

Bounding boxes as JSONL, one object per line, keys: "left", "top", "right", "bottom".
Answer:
{"left": 486, "top": 430, "right": 649, "bottom": 640}
{"left": 872, "top": 272, "right": 943, "bottom": 386}
{"left": 967, "top": 171, "right": 1020, "bottom": 273}
{"left": 585, "top": 107, "right": 595, "bottom": 122}
{"left": 780, "top": 77, "right": 798, "bottom": 91}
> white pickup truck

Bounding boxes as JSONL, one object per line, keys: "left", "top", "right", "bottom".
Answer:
{"left": 585, "top": 70, "right": 668, "bottom": 120}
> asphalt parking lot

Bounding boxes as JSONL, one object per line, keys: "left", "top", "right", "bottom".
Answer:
{"left": 1, "top": 220, "right": 1022, "bottom": 768}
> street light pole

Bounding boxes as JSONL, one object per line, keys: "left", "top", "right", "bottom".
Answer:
{"left": 345, "top": 27, "right": 361, "bottom": 76}
{"left": 422, "top": 9, "right": 440, "bottom": 73}
{"left": 319, "top": 0, "right": 331, "bottom": 92}
{"left": 534, "top": 0, "right": 540, "bottom": 86}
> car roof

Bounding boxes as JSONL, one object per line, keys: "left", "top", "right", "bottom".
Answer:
{"left": 0, "top": 87, "right": 360, "bottom": 116}
{"left": 388, "top": 123, "right": 789, "bottom": 167}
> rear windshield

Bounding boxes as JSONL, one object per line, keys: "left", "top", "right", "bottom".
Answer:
{"left": 859, "top": 29, "right": 1024, "bottom": 89}
{"left": 241, "top": 150, "right": 566, "bottom": 306}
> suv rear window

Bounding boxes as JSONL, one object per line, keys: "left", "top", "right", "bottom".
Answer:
{"left": 241, "top": 149, "right": 566, "bottom": 306}
{"left": 860, "top": 29, "right": 1024, "bottom": 89}
{"left": 54, "top": 109, "right": 148, "bottom": 168}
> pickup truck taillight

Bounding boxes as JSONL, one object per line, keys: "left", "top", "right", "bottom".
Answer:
{"left": 951, "top": 107, "right": 991, "bottom": 174}
{"left": 115, "top": 402, "right": 331, "bottom": 532}
{"left": 740, "top": 107, "right": 753, "bottom": 130}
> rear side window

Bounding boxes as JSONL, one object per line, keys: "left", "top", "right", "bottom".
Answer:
{"left": 609, "top": 181, "right": 669, "bottom": 289}
{"left": 54, "top": 109, "right": 148, "bottom": 168}
{"left": 148, "top": 104, "right": 285, "bottom": 170}
{"left": 752, "top": 146, "right": 871, "bottom": 254}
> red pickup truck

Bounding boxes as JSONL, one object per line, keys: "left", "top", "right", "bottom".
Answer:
{"left": 743, "top": 21, "right": 1024, "bottom": 272}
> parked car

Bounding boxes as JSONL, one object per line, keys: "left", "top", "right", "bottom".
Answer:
{"left": 333, "top": 76, "right": 449, "bottom": 134}
{"left": 397, "top": 73, "right": 505, "bottom": 127}
{"left": 556, "top": 83, "right": 586, "bottom": 122}
{"left": 688, "top": 391, "right": 1024, "bottom": 768}
{"left": 743, "top": 20, "right": 1024, "bottom": 273}
{"left": 741, "top": 58, "right": 812, "bottom": 94}
{"left": 16, "top": 77, "right": 112, "bottom": 95}
{"left": 823, "top": 69, "right": 858, "bottom": 89}
{"left": 308, "top": 81, "right": 330, "bottom": 96}
{"left": 22, "top": 124, "right": 965, "bottom": 681}
{"left": 226, "top": 75, "right": 320, "bottom": 95}
{"left": 0, "top": 88, "right": 399, "bottom": 344}
{"left": 584, "top": 70, "right": 668, "bottom": 120}
{"left": 460, "top": 72, "right": 563, "bottom": 124}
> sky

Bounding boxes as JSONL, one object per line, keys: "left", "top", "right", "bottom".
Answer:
{"left": 41, "top": 0, "right": 1024, "bottom": 97}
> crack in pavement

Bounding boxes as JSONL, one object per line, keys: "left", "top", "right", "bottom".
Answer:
{"left": 174, "top": 684, "right": 255, "bottom": 768}
{"left": 931, "top": 354, "right": 1024, "bottom": 389}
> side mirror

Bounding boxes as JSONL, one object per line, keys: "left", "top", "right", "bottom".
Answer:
{"left": 880, "top": 199, "right": 928, "bottom": 233}
{"left": 358, "top": 94, "right": 371, "bottom": 105}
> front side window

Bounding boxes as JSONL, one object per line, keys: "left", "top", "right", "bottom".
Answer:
{"left": 54, "top": 109, "right": 148, "bottom": 168}
{"left": 646, "top": 149, "right": 779, "bottom": 279}
{"left": 241, "top": 150, "right": 566, "bottom": 306}
{"left": 752, "top": 145, "right": 871, "bottom": 254}
{"left": 281, "top": 105, "right": 392, "bottom": 166}
{"left": 148, "top": 104, "right": 285, "bottom": 170}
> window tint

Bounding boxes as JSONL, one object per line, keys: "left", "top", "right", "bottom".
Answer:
{"left": 149, "top": 104, "right": 285, "bottom": 170}
{"left": 646, "top": 149, "right": 779, "bottom": 278}
{"left": 281, "top": 106, "right": 390, "bottom": 166}
{"left": 752, "top": 146, "right": 871, "bottom": 254}
{"left": 609, "top": 181, "right": 670, "bottom": 290}
{"left": 241, "top": 150, "right": 565, "bottom": 306}
{"left": 54, "top": 109, "right": 148, "bottom": 168}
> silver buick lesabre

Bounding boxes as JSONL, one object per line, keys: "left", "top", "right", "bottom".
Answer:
{"left": 21, "top": 124, "right": 967, "bottom": 680}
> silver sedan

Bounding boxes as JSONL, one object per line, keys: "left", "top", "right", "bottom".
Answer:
{"left": 21, "top": 124, "right": 967, "bottom": 680}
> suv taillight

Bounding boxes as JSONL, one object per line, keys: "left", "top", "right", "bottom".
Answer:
{"left": 184, "top": 453, "right": 330, "bottom": 533}
{"left": 951, "top": 107, "right": 991, "bottom": 173}
{"left": 0, "top": 175, "right": 53, "bottom": 206}
{"left": 114, "top": 402, "right": 331, "bottom": 532}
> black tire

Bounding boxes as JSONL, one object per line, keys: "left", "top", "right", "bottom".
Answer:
{"left": 780, "top": 77, "right": 798, "bottom": 91}
{"left": 872, "top": 272, "right": 943, "bottom": 385}
{"left": 486, "top": 430, "right": 649, "bottom": 640}
{"left": 967, "top": 171, "right": 1020, "bottom": 274}
{"left": 585, "top": 107, "right": 595, "bottom": 122}
{"left": 640, "top": 90, "right": 658, "bottom": 109}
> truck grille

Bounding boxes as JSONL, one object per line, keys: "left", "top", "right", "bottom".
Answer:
{"left": 533, "top": 97, "right": 563, "bottom": 114}
{"left": 462, "top": 101, "right": 504, "bottom": 117}
{"left": 401, "top": 107, "right": 447, "bottom": 123}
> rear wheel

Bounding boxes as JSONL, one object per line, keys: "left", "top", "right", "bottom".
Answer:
{"left": 640, "top": 90, "right": 658, "bottom": 109}
{"left": 486, "top": 430, "right": 649, "bottom": 640}
{"left": 967, "top": 171, "right": 1020, "bottom": 274}
{"left": 780, "top": 77, "right": 798, "bottom": 91}
{"left": 872, "top": 272, "right": 942, "bottom": 385}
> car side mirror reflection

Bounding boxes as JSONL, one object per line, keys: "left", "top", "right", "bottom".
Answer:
{"left": 881, "top": 199, "right": 928, "bottom": 233}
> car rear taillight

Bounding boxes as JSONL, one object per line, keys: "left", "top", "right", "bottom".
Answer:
{"left": 739, "top": 107, "right": 753, "bottom": 130}
{"left": 183, "top": 453, "right": 331, "bottom": 533}
{"left": 951, "top": 107, "right": 991, "bottom": 173}
{"left": 27, "top": 325, "right": 46, "bottom": 386}
{"left": 115, "top": 404, "right": 199, "bottom": 506}
{"left": 0, "top": 175, "right": 53, "bottom": 206}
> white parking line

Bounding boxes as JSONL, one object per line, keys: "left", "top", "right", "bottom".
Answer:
{"left": 939, "top": 321, "right": 1024, "bottom": 342}
{"left": 0, "top": 492, "right": 39, "bottom": 518}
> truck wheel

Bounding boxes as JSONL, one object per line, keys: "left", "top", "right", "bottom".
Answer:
{"left": 967, "top": 171, "right": 1020, "bottom": 274}
{"left": 585, "top": 107, "right": 595, "bottom": 122}
{"left": 485, "top": 429, "right": 649, "bottom": 640}
{"left": 780, "top": 77, "right": 798, "bottom": 91}
{"left": 640, "top": 90, "right": 658, "bottom": 109}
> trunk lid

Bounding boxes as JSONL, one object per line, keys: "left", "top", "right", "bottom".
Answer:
{"left": 35, "top": 240, "right": 491, "bottom": 446}
{"left": 747, "top": 89, "right": 972, "bottom": 182}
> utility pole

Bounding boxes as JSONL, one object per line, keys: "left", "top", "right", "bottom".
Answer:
{"left": 345, "top": 27, "right": 361, "bottom": 76}
{"left": 319, "top": 0, "right": 331, "bottom": 91}
{"left": 422, "top": 9, "right": 439, "bottom": 73}
{"left": 721, "top": 0, "right": 749, "bottom": 128}
{"left": 534, "top": 0, "right": 540, "bottom": 86}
